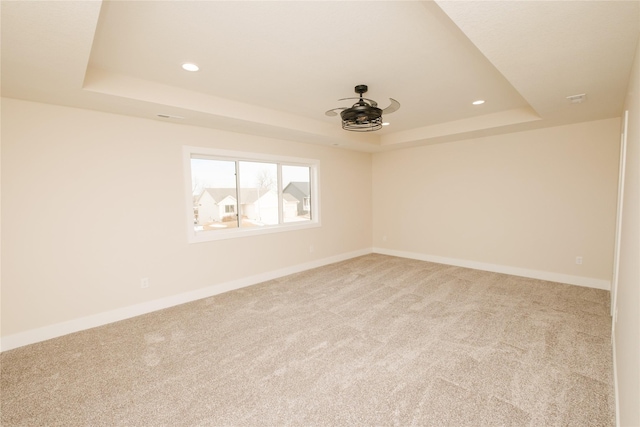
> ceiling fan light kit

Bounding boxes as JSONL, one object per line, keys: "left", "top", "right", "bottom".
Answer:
{"left": 326, "top": 84, "right": 400, "bottom": 132}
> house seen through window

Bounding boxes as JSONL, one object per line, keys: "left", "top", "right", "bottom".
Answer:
{"left": 185, "top": 147, "right": 319, "bottom": 242}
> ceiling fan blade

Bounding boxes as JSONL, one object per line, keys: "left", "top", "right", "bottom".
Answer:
{"left": 325, "top": 108, "right": 346, "bottom": 117}
{"left": 337, "top": 97, "right": 378, "bottom": 107}
{"left": 381, "top": 98, "right": 400, "bottom": 114}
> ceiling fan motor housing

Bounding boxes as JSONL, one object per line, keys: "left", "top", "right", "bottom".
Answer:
{"left": 340, "top": 104, "right": 382, "bottom": 124}
{"left": 354, "top": 84, "right": 369, "bottom": 94}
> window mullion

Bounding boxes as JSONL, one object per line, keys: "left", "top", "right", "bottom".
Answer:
{"left": 277, "top": 164, "right": 283, "bottom": 224}
{"left": 235, "top": 160, "right": 241, "bottom": 228}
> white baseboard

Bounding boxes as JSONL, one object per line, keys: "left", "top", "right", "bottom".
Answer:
{"left": 0, "top": 248, "right": 372, "bottom": 352}
{"left": 2, "top": 247, "right": 611, "bottom": 352}
{"left": 372, "top": 247, "right": 611, "bottom": 290}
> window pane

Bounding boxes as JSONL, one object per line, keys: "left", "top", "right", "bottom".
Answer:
{"left": 238, "top": 161, "right": 278, "bottom": 227}
{"left": 186, "top": 147, "right": 319, "bottom": 243}
{"left": 191, "top": 158, "right": 238, "bottom": 231}
{"left": 282, "top": 165, "right": 311, "bottom": 223}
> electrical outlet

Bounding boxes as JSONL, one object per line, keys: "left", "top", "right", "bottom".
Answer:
{"left": 140, "top": 277, "right": 149, "bottom": 289}
{"left": 309, "top": 245, "right": 314, "bottom": 253}
{"left": 382, "top": 235, "right": 388, "bottom": 242}
{"left": 575, "top": 256, "right": 583, "bottom": 265}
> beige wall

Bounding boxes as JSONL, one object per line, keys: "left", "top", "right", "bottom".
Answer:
{"left": 615, "top": 35, "right": 640, "bottom": 427}
{"left": 1, "top": 98, "right": 372, "bottom": 337}
{"left": 372, "top": 119, "right": 620, "bottom": 282}
{"left": 0, "top": 95, "right": 626, "bottom": 355}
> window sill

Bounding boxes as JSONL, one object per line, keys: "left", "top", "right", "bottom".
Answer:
{"left": 187, "top": 220, "right": 321, "bottom": 243}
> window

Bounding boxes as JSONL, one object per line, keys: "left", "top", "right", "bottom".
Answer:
{"left": 184, "top": 146, "right": 319, "bottom": 242}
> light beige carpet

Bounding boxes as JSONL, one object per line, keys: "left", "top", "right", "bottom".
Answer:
{"left": 1, "top": 254, "right": 614, "bottom": 426}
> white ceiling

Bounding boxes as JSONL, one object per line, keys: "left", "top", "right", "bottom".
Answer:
{"left": 2, "top": 0, "right": 639, "bottom": 152}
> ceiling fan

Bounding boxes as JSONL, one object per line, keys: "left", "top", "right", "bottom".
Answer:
{"left": 325, "top": 84, "right": 400, "bottom": 132}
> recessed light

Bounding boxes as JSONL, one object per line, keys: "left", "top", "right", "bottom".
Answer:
{"left": 472, "top": 100, "right": 485, "bottom": 105}
{"left": 182, "top": 63, "right": 199, "bottom": 72}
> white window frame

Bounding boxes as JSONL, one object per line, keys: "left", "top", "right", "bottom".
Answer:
{"left": 183, "top": 146, "right": 320, "bottom": 243}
